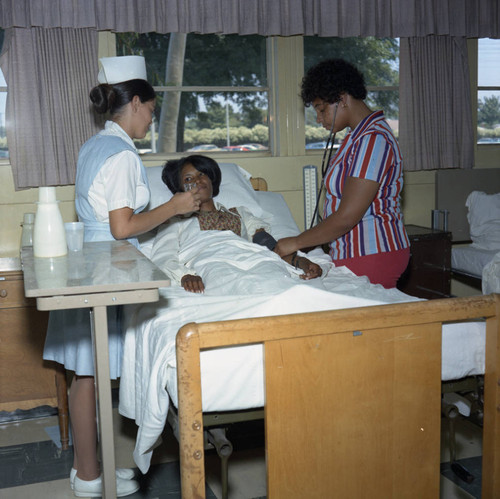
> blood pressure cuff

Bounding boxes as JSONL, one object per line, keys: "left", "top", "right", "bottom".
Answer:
{"left": 252, "top": 231, "right": 277, "bottom": 251}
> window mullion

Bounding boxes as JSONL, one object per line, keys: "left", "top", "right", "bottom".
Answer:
{"left": 269, "top": 36, "right": 304, "bottom": 157}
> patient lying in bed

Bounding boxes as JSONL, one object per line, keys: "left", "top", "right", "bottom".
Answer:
{"left": 156, "top": 154, "right": 323, "bottom": 293}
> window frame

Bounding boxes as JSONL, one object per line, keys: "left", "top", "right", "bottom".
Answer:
{"left": 476, "top": 38, "right": 500, "bottom": 146}
{"left": 0, "top": 31, "right": 495, "bottom": 167}
{"left": 113, "top": 32, "right": 274, "bottom": 159}
{"left": 469, "top": 38, "right": 500, "bottom": 167}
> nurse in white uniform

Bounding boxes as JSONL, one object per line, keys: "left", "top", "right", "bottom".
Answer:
{"left": 43, "top": 55, "right": 201, "bottom": 497}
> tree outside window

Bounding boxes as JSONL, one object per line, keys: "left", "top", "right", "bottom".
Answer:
{"left": 116, "top": 33, "right": 269, "bottom": 154}
{"left": 478, "top": 39, "right": 500, "bottom": 144}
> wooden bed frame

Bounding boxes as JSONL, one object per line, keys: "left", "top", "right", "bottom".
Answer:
{"left": 176, "top": 294, "right": 500, "bottom": 498}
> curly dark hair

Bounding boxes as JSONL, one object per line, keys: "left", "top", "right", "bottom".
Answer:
{"left": 300, "top": 59, "right": 367, "bottom": 107}
{"left": 162, "top": 155, "right": 222, "bottom": 197}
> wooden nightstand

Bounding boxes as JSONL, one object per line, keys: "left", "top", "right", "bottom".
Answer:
{"left": 0, "top": 259, "right": 69, "bottom": 449}
{"left": 397, "top": 225, "right": 452, "bottom": 299}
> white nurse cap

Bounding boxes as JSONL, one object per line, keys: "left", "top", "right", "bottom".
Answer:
{"left": 97, "top": 55, "right": 147, "bottom": 84}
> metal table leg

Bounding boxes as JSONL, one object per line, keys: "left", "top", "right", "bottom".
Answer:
{"left": 91, "top": 306, "right": 117, "bottom": 498}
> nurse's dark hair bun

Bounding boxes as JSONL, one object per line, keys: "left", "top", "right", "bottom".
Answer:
{"left": 89, "top": 79, "right": 155, "bottom": 116}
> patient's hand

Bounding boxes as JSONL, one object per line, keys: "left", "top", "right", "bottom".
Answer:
{"left": 181, "top": 274, "right": 205, "bottom": 293}
{"left": 297, "top": 257, "right": 322, "bottom": 280}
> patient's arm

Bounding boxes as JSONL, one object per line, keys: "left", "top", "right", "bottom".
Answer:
{"left": 253, "top": 229, "right": 322, "bottom": 279}
{"left": 282, "top": 253, "right": 322, "bottom": 280}
{"left": 151, "top": 218, "right": 202, "bottom": 289}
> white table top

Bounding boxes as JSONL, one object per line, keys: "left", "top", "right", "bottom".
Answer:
{"left": 22, "top": 240, "right": 170, "bottom": 298}
{"left": 0, "top": 257, "right": 21, "bottom": 273}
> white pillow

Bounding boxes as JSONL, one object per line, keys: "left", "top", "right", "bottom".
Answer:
{"left": 146, "top": 162, "right": 263, "bottom": 217}
{"left": 466, "top": 190, "right": 500, "bottom": 250}
{"left": 255, "top": 191, "right": 300, "bottom": 239}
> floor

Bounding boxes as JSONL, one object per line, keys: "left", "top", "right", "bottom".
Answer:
{"left": 0, "top": 403, "right": 482, "bottom": 499}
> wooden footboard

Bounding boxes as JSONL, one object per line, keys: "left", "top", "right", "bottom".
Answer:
{"left": 176, "top": 294, "right": 500, "bottom": 498}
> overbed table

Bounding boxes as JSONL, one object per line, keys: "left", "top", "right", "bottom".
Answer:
{"left": 22, "top": 240, "right": 170, "bottom": 498}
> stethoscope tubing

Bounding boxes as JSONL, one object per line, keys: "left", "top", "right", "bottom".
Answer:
{"left": 308, "top": 102, "right": 339, "bottom": 229}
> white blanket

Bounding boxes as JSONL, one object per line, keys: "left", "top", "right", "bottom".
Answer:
{"left": 120, "top": 229, "right": 485, "bottom": 473}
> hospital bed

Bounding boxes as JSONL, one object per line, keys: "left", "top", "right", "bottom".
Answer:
{"left": 119, "top": 163, "right": 498, "bottom": 497}
{"left": 435, "top": 168, "right": 500, "bottom": 293}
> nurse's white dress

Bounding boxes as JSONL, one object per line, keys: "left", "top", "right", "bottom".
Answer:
{"left": 43, "top": 122, "right": 150, "bottom": 379}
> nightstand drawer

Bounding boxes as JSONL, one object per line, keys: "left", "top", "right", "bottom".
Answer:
{"left": 0, "top": 274, "right": 33, "bottom": 309}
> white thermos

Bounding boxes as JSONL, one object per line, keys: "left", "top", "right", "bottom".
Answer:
{"left": 33, "top": 187, "right": 68, "bottom": 257}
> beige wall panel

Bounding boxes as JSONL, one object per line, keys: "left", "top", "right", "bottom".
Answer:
{"left": 451, "top": 279, "right": 482, "bottom": 298}
{"left": 401, "top": 182, "right": 435, "bottom": 227}
{"left": 59, "top": 199, "right": 78, "bottom": 222}
{"left": 1, "top": 155, "right": 441, "bottom": 256}
{"left": 476, "top": 147, "right": 500, "bottom": 168}
{"left": 0, "top": 205, "right": 26, "bottom": 255}
{"left": 4, "top": 163, "right": 495, "bottom": 260}
{"left": 0, "top": 165, "right": 75, "bottom": 203}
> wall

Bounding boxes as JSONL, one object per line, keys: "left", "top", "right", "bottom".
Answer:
{"left": 0, "top": 163, "right": 77, "bottom": 257}
{"left": 0, "top": 153, "right": 442, "bottom": 256}
{"left": 1, "top": 156, "right": 498, "bottom": 297}
{"left": 1, "top": 33, "right": 498, "bottom": 292}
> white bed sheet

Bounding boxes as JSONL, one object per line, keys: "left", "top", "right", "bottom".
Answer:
{"left": 483, "top": 251, "right": 500, "bottom": 293}
{"left": 120, "top": 191, "right": 486, "bottom": 473}
{"left": 452, "top": 244, "right": 498, "bottom": 278}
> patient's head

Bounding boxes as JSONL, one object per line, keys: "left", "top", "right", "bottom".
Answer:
{"left": 162, "top": 155, "right": 222, "bottom": 197}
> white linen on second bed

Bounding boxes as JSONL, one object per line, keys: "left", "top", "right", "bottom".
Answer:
{"left": 119, "top": 226, "right": 485, "bottom": 473}
{"left": 452, "top": 244, "right": 498, "bottom": 278}
{"left": 483, "top": 251, "right": 500, "bottom": 293}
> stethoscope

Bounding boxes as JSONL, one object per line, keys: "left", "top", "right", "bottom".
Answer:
{"left": 309, "top": 102, "right": 339, "bottom": 229}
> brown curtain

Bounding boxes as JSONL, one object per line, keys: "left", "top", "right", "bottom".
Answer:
{"left": 0, "top": 0, "right": 499, "bottom": 38}
{"left": 0, "top": 27, "right": 100, "bottom": 189}
{"left": 399, "top": 36, "right": 474, "bottom": 171}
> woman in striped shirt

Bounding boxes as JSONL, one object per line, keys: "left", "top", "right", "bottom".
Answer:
{"left": 275, "top": 59, "right": 410, "bottom": 288}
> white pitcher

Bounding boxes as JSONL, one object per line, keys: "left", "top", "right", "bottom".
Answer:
{"left": 33, "top": 187, "right": 68, "bottom": 258}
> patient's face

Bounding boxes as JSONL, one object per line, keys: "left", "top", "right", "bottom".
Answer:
{"left": 180, "top": 163, "right": 213, "bottom": 202}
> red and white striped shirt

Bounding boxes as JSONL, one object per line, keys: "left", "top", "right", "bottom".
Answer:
{"left": 323, "top": 110, "right": 409, "bottom": 260}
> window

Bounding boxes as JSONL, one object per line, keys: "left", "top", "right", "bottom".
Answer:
{"left": 116, "top": 33, "right": 269, "bottom": 155}
{"left": 303, "top": 37, "right": 400, "bottom": 149}
{"left": 478, "top": 38, "right": 500, "bottom": 144}
{"left": 0, "top": 29, "right": 7, "bottom": 159}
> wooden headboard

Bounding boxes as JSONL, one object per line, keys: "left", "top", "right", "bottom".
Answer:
{"left": 250, "top": 177, "right": 268, "bottom": 191}
{"left": 435, "top": 168, "right": 500, "bottom": 242}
